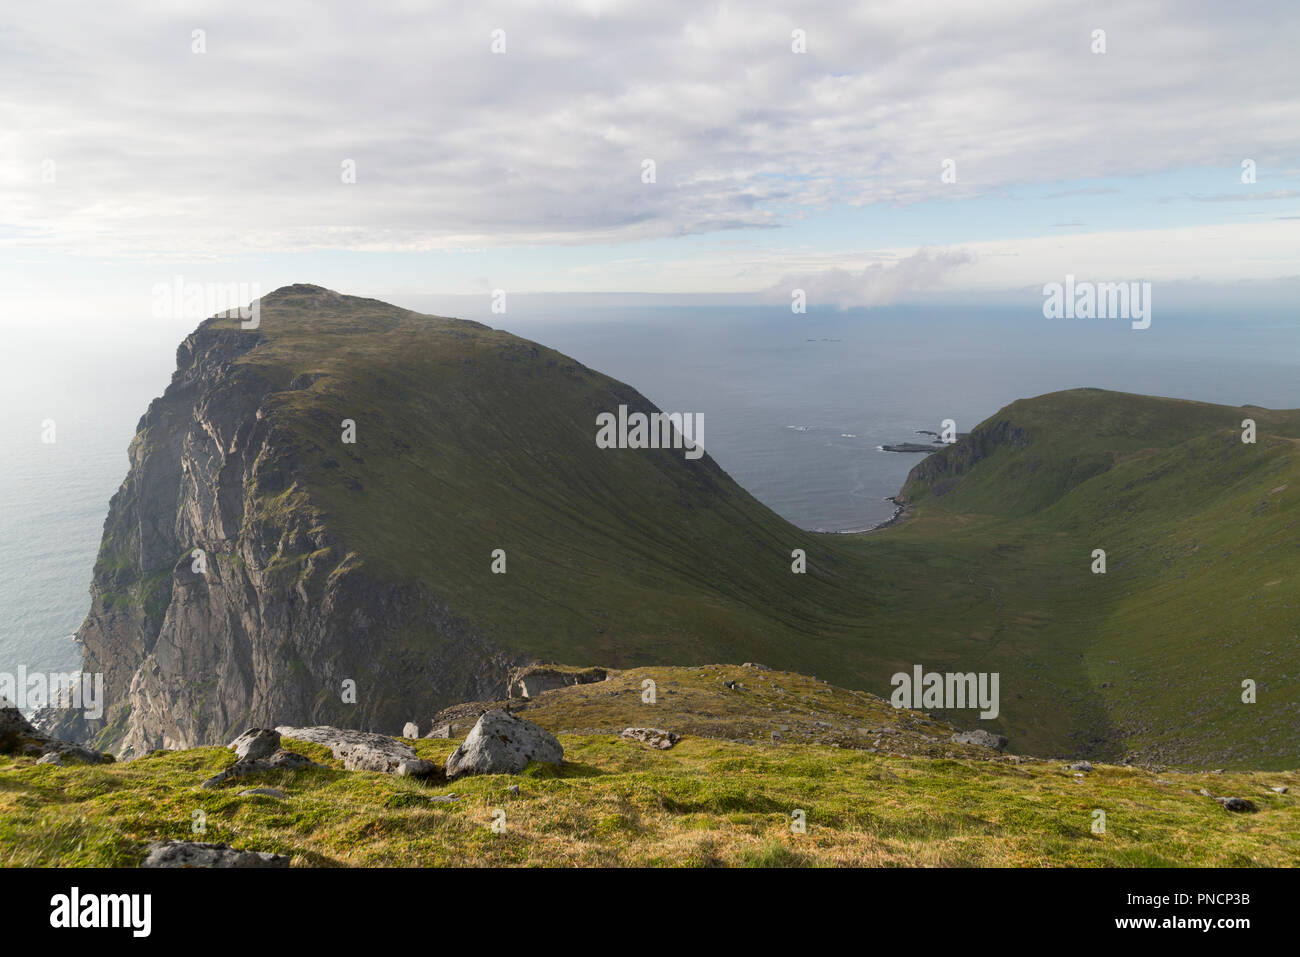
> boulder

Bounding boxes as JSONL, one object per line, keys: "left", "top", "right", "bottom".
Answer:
{"left": 2, "top": 706, "right": 110, "bottom": 763}
{"left": 402, "top": 722, "right": 420, "bottom": 739}
{"left": 1066, "top": 761, "right": 1095, "bottom": 773}
{"left": 142, "top": 840, "right": 290, "bottom": 868}
{"left": 0, "top": 705, "right": 34, "bottom": 742}
{"left": 396, "top": 759, "right": 440, "bottom": 778}
{"left": 228, "top": 728, "right": 280, "bottom": 762}
{"left": 620, "top": 727, "right": 680, "bottom": 750}
{"left": 34, "top": 746, "right": 106, "bottom": 766}
{"left": 275, "top": 725, "right": 438, "bottom": 777}
{"left": 952, "top": 730, "right": 1008, "bottom": 752}
{"left": 201, "top": 749, "right": 326, "bottom": 789}
{"left": 1214, "top": 797, "right": 1257, "bottom": 813}
{"left": 425, "top": 724, "right": 452, "bottom": 739}
{"left": 444, "top": 710, "right": 563, "bottom": 779}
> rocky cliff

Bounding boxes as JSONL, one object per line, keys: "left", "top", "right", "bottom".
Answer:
{"left": 59, "top": 291, "right": 517, "bottom": 755}
{"left": 55, "top": 285, "right": 865, "bottom": 757}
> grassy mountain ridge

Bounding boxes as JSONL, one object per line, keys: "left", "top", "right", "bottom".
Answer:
{"left": 209, "top": 285, "right": 887, "bottom": 667}
{"left": 891, "top": 389, "right": 1300, "bottom": 767}
{"left": 70, "top": 285, "right": 1297, "bottom": 768}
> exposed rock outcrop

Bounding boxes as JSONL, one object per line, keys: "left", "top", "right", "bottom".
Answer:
{"left": 951, "top": 730, "right": 1009, "bottom": 752}
{"left": 51, "top": 289, "right": 515, "bottom": 758}
{"left": 35, "top": 747, "right": 108, "bottom": 766}
{"left": 201, "top": 746, "right": 326, "bottom": 789}
{"left": 444, "top": 710, "right": 563, "bottom": 779}
{"left": 1215, "top": 797, "right": 1257, "bottom": 812}
{"left": 620, "top": 727, "right": 680, "bottom": 750}
{"left": 275, "top": 725, "right": 439, "bottom": 777}
{"left": 508, "top": 665, "right": 607, "bottom": 699}
{"left": 142, "top": 840, "right": 290, "bottom": 868}
{"left": 229, "top": 728, "right": 281, "bottom": 762}
{"left": 1, "top": 705, "right": 112, "bottom": 764}
{"left": 901, "top": 418, "right": 1031, "bottom": 498}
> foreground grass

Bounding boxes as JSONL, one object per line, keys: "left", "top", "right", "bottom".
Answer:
{"left": 1, "top": 734, "right": 1294, "bottom": 867}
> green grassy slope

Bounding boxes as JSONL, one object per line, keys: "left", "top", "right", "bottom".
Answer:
{"left": 210, "top": 286, "right": 987, "bottom": 690}
{"left": 157, "top": 288, "right": 1296, "bottom": 768}
{"left": 890, "top": 389, "right": 1300, "bottom": 767}
{"left": 3, "top": 667, "right": 1295, "bottom": 867}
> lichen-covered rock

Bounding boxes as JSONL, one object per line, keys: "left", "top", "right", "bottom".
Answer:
{"left": 444, "top": 710, "right": 562, "bottom": 779}
{"left": 228, "top": 728, "right": 280, "bottom": 762}
{"left": 201, "top": 748, "right": 325, "bottom": 789}
{"left": 2, "top": 706, "right": 111, "bottom": 763}
{"left": 952, "top": 730, "right": 1008, "bottom": 752}
{"left": 35, "top": 746, "right": 107, "bottom": 766}
{"left": 275, "top": 725, "right": 438, "bottom": 777}
{"left": 620, "top": 727, "right": 680, "bottom": 750}
{"left": 1214, "top": 796, "right": 1257, "bottom": 813}
{"left": 142, "top": 840, "right": 290, "bottom": 868}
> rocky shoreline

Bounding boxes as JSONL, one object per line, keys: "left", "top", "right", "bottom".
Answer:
{"left": 868, "top": 496, "right": 914, "bottom": 532}
{"left": 826, "top": 496, "right": 914, "bottom": 535}
{"left": 880, "top": 442, "right": 941, "bottom": 453}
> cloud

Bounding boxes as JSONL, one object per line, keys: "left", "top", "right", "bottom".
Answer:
{"left": 766, "top": 248, "right": 975, "bottom": 308}
{"left": 1043, "top": 187, "right": 1120, "bottom": 199}
{"left": 1, "top": 1, "right": 1298, "bottom": 257}
{"left": 1179, "top": 190, "right": 1300, "bottom": 202}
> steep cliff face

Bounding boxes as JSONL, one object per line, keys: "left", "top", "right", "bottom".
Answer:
{"left": 900, "top": 418, "right": 1032, "bottom": 501}
{"left": 62, "top": 285, "right": 873, "bottom": 758}
{"left": 71, "top": 298, "right": 515, "bottom": 756}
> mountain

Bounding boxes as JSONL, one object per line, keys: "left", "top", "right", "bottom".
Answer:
{"left": 894, "top": 388, "right": 1300, "bottom": 768}
{"left": 62, "top": 285, "right": 882, "bottom": 755}
{"left": 56, "top": 285, "right": 1298, "bottom": 769}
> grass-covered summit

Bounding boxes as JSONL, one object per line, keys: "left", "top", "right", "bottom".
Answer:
{"left": 68, "top": 285, "right": 1298, "bottom": 769}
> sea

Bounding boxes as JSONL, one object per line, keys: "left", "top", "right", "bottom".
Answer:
{"left": 2, "top": 303, "right": 1296, "bottom": 675}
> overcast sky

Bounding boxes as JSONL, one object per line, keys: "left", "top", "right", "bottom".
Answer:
{"left": 2, "top": 0, "right": 1298, "bottom": 316}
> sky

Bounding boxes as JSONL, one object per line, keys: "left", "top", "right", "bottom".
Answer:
{"left": 1, "top": 0, "right": 1298, "bottom": 327}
